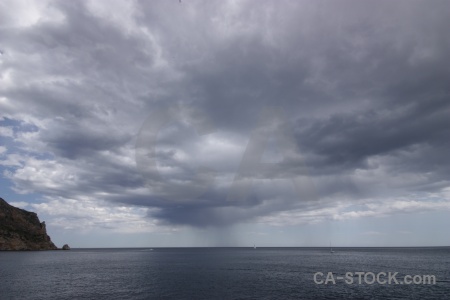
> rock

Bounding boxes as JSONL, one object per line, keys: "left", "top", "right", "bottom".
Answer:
{"left": 0, "top": 197, "right": 58, "bottom": 251}
{"left": 62, "top": 244, "right": 70, "bottom": 250}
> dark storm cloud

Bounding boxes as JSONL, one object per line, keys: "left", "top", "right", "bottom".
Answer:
{"left": 294, "top": 95, "right": 450, "bottom": 174}
{"left": 1, "top": 0, "right": 450, "bottom": 228}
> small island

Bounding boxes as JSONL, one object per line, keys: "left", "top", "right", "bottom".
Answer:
{"left": 0, "top": 197, "right": 67, "bottom": 251}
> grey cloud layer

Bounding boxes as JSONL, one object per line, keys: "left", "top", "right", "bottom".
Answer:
{"left": 1, "top": 0, "right": 449, "bottom": 227}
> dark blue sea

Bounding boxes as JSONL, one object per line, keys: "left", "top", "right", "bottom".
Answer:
{"left": 1, "top": 247, "right": 449, "bottom": 299}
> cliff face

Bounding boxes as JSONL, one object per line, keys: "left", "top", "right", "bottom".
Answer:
{"left": 0, "top": 198, "right": 58, "bottom": 250}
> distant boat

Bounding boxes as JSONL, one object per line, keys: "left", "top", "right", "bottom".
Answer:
{"left": 254, "top": 244, "right": 256, "bottom": 249}
{"left": 330, "top": 242, "right": 335, "bottom": 253}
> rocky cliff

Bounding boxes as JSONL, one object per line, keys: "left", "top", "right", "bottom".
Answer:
{"left": 0, "top": 197, "right": 58, "bottom": 250}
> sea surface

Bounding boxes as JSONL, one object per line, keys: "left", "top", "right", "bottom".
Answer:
{"left": 1, "top": 247, "right": 449, "bottom": 299}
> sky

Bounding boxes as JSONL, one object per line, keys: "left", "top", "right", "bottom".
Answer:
{"left": 1, "top": 0, "right": 450, "bottom": 248}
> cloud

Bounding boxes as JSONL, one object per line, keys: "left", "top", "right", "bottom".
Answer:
{"left": 0, "top": 0, "right": 449, "bottom": 231}
{"left": 258, "top": 190, "right": 450, "bottom": 226}
{"left": 362, "top": 231, "right": 384, "bottom": 236}
{"left": 28, "top": 196, "right": 168, "bottom": 233}
{"left": 0, "top": 126, "right": 14, "bottom": 137}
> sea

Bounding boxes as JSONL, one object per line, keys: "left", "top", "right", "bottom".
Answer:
{"left": 1, "top": 247, "right": 449, "bottom": 299}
